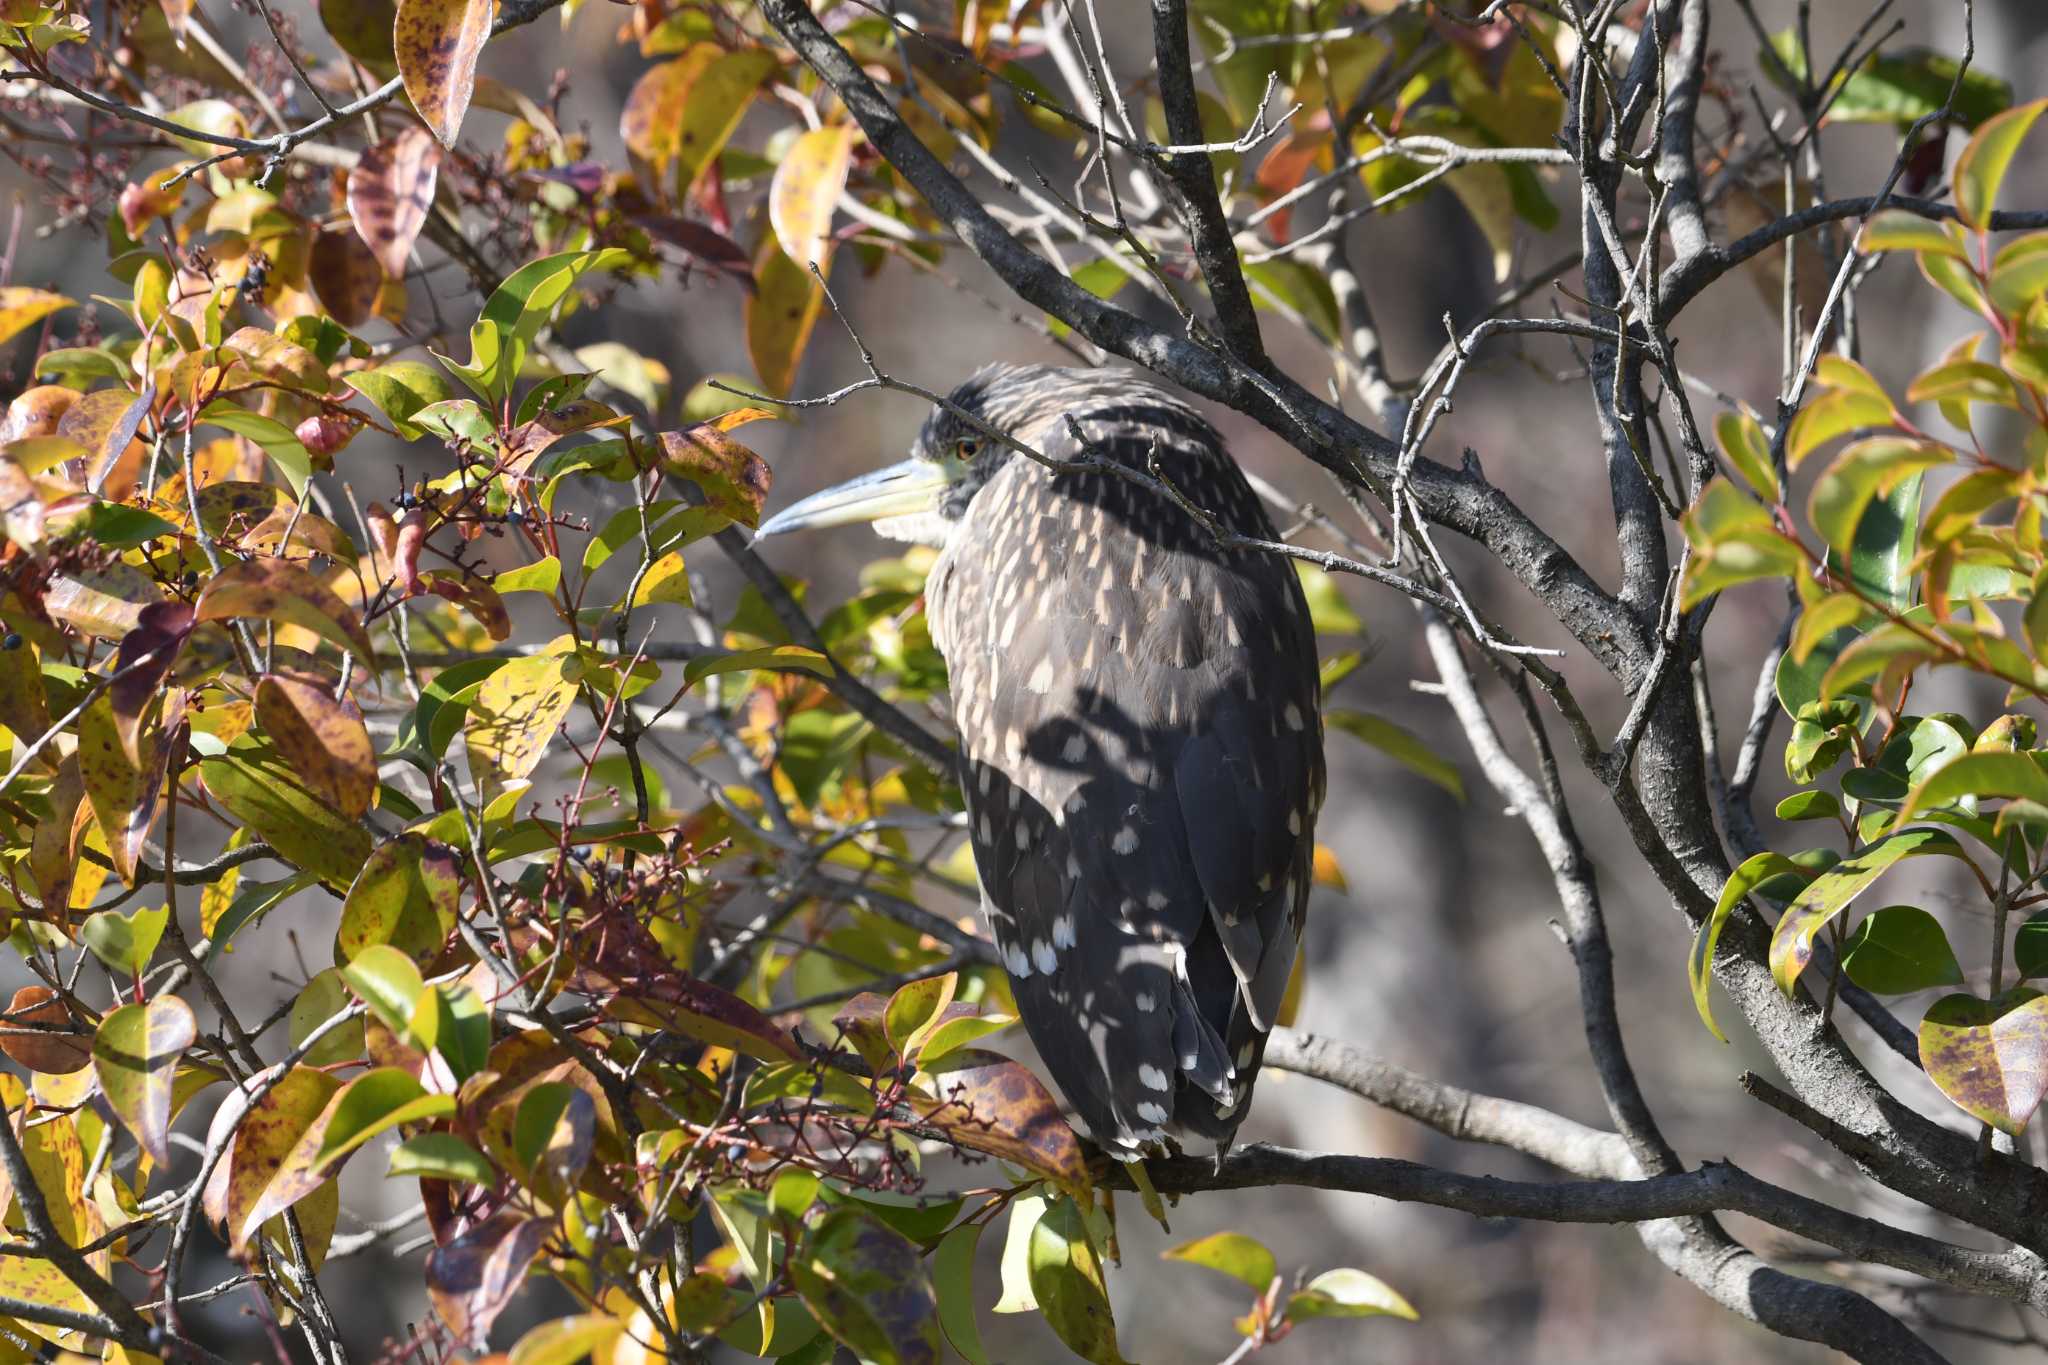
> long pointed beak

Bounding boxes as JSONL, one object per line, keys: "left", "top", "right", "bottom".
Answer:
{"left": 754, "top": 458, "right": 954, "bottom": 539}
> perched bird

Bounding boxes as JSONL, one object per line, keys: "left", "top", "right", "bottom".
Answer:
{"left": 755, "top": 365, "right": 1324, "bottom": 1156}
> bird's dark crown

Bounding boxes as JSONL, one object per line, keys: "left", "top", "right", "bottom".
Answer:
{"left": 912, "top": 364, "right": 1213, "bottom": 521}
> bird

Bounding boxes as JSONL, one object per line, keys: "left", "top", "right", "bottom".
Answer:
{"left": 754, "top": 364, "right": 1325, "bottom": 1158}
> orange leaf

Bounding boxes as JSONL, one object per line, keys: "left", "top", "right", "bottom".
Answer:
{"left": 619, "top": 44, "right": 723, "bottom": 166}
{"left": 916, "top": 1050, "right": 1088, "bottom": 1191}
{"left": 395, "top": 0, "right": 495, "bottom": 147}
{"left": 768, "top": 125, "right": 855, "bottom": 275}
{"left": 0, "top": 986, "right": 92, "bottom": 1075}
{"left": 256, "top": 673, "right": 377, "bottom": 819}
{"left": 349, "top": 126, "right": 442, "bottom": 279}
{"left": 655, "top": 425, "right": 772, "bottom": 527}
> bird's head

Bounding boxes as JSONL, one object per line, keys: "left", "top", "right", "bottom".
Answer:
{"left": 752, "top": 363, "right": 1072, "bottom": 548}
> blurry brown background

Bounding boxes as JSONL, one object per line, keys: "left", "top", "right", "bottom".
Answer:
{"left": 8, "top": 1, "right": 2048, "bottom": 1359}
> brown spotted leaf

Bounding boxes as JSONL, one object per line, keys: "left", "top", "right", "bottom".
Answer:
{"left": 46, "top": 561, "right": 165, "bottom": 640}
{"left": 77, "top": 690, "right": 178, "bottom": 885}
{"left": 1920, "top": 989, "right": 2048, "bottom": 1135}
{"left": 0, "top": 630, "right": 50, "bottom": 745}
{"left": 27, "top": 759, "right": 87, "bottom": 917}
{"left": 791, "top": 1209, "right": 942, "bottom": 1365}
{"left": 915, "top": 1049, "right": 1087, "bottom": 1190}
{"left": 310, "top": 226, "right": 385, "bottom": 326}
{"left": 395, "top": 0, "right": 493, "bottom": 147}
{"left": 255, "top": 672, "right": 376, "bottom": 819}
{"left": 196, "top": 555, "right": 376, "bottom": 661}
{"left": 426, "top": 1213, "right": 549, "bottom": 1349}
{"left": 92, "top": 994, "right": 198, "bottom": 1165}
{"left": 0, "top": 986, "right": 91, "bottom": 1074}
{"left": 746, "top": 239, "right": 825, "bottom": 398}
{"left": 224, "top": 1063, "right": 342, "bottom": 1254}
{"left": 337, "top": 832, "right": 462, "bottom": 967}
{"left": 349, "top": 126, "right": 442, "bottom": 279}
{"left": 416, "top": 569, "right": 511, "bottom": 641}
{"left": 55, "top": 387, "right": 149, "bottom": 495}
{"left": 768, "top": 125, "right": 855, "bottom": 275}
{"left": 654, "top": 425, "right": 772, "bottom": 528}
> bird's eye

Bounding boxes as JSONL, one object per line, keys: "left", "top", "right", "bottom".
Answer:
{"left": 954, "top": 436, "right": 983, "bottom": 460}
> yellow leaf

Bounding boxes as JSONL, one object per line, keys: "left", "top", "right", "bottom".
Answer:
{"left": 0, "top": 289, "right": 73, "bottom": 347}
{"left": 768, "top": 125, "right": 856, "bottom": 275}
{"left": 395, "top": 0, "right": 494, "bottom": 146}
{"left": 465, "top": 651, "right": 582, "bottom": 803}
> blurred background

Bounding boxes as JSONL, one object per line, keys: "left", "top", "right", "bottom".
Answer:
{"left": 8, "top": 0, "right": 2048, "bottom": 1360}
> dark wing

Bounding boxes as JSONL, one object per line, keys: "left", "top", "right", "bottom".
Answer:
{"left": 930, "top": 414, "right": 1323, "bottom": 1153}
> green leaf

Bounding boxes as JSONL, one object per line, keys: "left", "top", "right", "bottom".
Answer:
{"left": 1163, "top": 1231, "right": 1277, "bottom": 1292}
{"left": 1294, "top": 563, "right": 1361, "bottom": 635}
{"left": 1862, "top": 211, "right": 1969, "bottom": 259}
{"left": 682, "top": 644, "right": 833, "bottom": 688}
{"left": 769, "top": 1169, "right": 822, "bottom": 1224}
{"left": 312, "top": 1066, "right": 456, "bottom": 1170}
{"left": 1808, "top": 438, "right": 1949, "bottom": 561}
{"left": 884, "top": 973, "right": 955, "bottom": 1059}
{"left": 2015, "top": 911, "right": 2048, "bottom": 980}
{"left": 789, "top": 1208, "right": 943, "bottom": 1365}
{"left": 1769, "top": 829, "right": 1962, "bottom": 995}
{"left": 1028, "top": 1195, "right": 1131, "bottom": 1365}
{"left": 337, "top": 833, "right": 462, "bottom": 967}
{"left": 1955, "top": 97, "right": 2048, "bottom": 230}
{"left": 1679, "top": 478, "right": 1802, "bottom": 607}
{"left": 339, "top": 943, "right": 428, "bottom": 1036}
{"left": 1284, "top": 1267, "right": 1418, "bottom": 1322}
{"left": 1787, "top": 389, "right": 1893, "bottom": 468}
{"left": 1989, "top": 232, "right": 2048, "bottom": 316}
{"left": 438, "top": 248, "right": 633, "bottom": 401}
{"left": 344, "top": 361, "right": 456, "bottom": 440}
{"left": 1775, "top": 790, "right": 1841, "bottom": 822}
{"left": 494, "top": 555, "right": 561, "bottom": 596}
{"left": 994, "top": 1191, "right": 1049, "bottom": 1314}
{"left": 1902, "top": 751, "right": 2048, "bottom": 820}
{"left": 288, "top": 968, "right": 364, "bottom": 1068}
{"left": 933, "top": 1222, "right": 990, "bottom": 1365}
{"left": 92, "top": 995, "right": 197, "bottom": 1165}
{"left": 1325, "top": 710, "right": 1461, "bottom": 799}
{"left": 1691, "top": 852, "right": 1805, "bottom": 1041}
{"left": 1849, "top": 467, "right": 1926, "bottom": 613}
{"left": 386, "top": 1133, "right": 493, "bottom": 1184}
{"left": 198, "top": 741, "right": 372, "bottom": 885}
{"left": 413, "top": 983, "right": 490, "bottom": 1082}
{"left": 1714, "top": 410, "right": 1777, "bottom": 500}
{"left": 1838, "top": 906, "right": 1965, "bottom": 994}
{"left": 80, "top": 904, "right": 168, "bottom": 977}
{"left": 196, "top": 402, "right": 313, "bottom": 496}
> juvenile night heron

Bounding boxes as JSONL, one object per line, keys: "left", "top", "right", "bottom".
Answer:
{"left": 756, "top": 365, "right": 1325, "bottom": 1156}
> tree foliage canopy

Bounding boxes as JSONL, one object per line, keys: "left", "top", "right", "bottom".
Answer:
{"left": 0, "top": 0, "right": 2043, "bottom": 1363}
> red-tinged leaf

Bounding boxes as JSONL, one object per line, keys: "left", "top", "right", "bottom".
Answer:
{"left": 634, "top": 215, "right": 755, "bottom": 288}
{"left": 0, "top": 985, "right": 91, "bottom": 1074}
{"left": 225, "top": 1063, "right": 343, "bottom": 1254}
{"left": 46, "top": 561, "right": 165, "bottom": 640}
{"left": 416, "top": 568, "right": 511, "bottom": 641}
{"left": 620, "top": 45, "right": 723, "bottom": 166}
{"left": 196, "top": 555, "right": 376, "bottom": 661}
{"left": 92, "top": 995, "right": 198, "bottom": 1165}
{"left": 310, "top": 227, "right": 384, "bottom": 327}
{"left": 77, "top": 690, "right": 178, "bottom": 885}
{"left": 349, "top": 126, "right": 442, "bottom": 280}
{"left": 110, "top": 601, "right": 194, "bottom": 765}
{"left": 1252, "top": 130, "right": 1329, "bottom": 243}
{"left": 395, "top": 0, "right": 493, "bottom": 147}
{"left": 578, "top": 968, "right": 800, "bottom": 1061}
{"left": 426, "top": 1213, "right": 550, "bottom": 1350}
{"left": 338, "top": 833, "right": 462, "bottom": 967}
{"left": 255, "top": 672, "right": 377, "bottom": 819}
{"left": 791, "top": 1209, "right": 943, "bottom": 1365}
{"left": 746, "top": 239, "right": 824, "bottom": 397}
{"left": 654, "top": 425, "right": 772, "bottom": 527}
{"left": 55, "top": 386, "right": 148, "bottom": 494}
{"left": 1921, "top": 989, "right": 2048, "bottom": 1134}
{"left": 769, "top": 126, "right": 855, "bottom": 275}
{"left": 915, "top": 1049, "right": 1088, "bottom": 1190}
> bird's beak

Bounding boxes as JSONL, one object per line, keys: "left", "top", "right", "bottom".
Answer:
{"left": 754, "top": 458, "right": 954, "bottom": 539}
